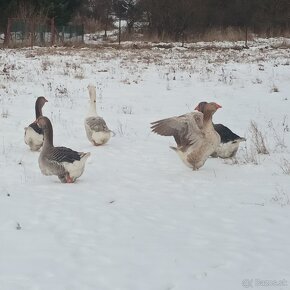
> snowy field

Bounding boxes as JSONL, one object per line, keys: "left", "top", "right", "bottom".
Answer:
{"left": 0, "top": 39, "right": 290, "bottom": 290}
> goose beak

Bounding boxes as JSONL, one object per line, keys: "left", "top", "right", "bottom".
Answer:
{"left": 44, "top": 98, "right": 48, "bottom": 102}
{"left": 215, "top": 103, "right": 222, "bottom": 109}
{"left": 194, "top": 104, "right": 200, "bottom": 111}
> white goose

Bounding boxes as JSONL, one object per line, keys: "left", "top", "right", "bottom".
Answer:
{"left": 24, "top": 96, "right": 48, "bottom": 151}
{"left": 37, "top": 116, "right": 90, "bottom": 183}
{"left": 151, "top": 102, "right": 222, "bottom": 170}
{"left": 84, "top": 84, "right": 111, "bottom": 146}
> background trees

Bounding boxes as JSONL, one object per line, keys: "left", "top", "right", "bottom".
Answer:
{"left": 1, "top": 0, "right": 290, "bottom": 40}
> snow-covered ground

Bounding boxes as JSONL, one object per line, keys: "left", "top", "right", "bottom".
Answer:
{"left": 0, "top": 39, "right": 290, "bottom": 290}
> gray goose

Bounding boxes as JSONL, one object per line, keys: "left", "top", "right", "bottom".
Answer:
{"left": 84, "top": 84, "right": 111, "bottom": 146}
{"left": 195, "top": 102, "right": 246, "bottom": 158}
{"left": 151, "top": 102, "right": 222, "bottom": 170}
{"left": 24, "top": 96, "right": 48, "bottom": 151}
{"left": 37, "top": 116, "right": 90, "bottom": 183}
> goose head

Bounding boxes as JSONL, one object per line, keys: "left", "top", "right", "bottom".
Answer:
{"left": 35, "top": 96, "right": 48, "bottom": 118}
{"left": 195, "top": 102, "right": 222, "bottom": 115}
{"left": 36, "top": 96, "right": 48, "bottom": 108}
{"left": 36, "top": 116, "right": 51, "bottom": 131}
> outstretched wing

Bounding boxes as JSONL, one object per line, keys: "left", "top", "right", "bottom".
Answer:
{"left": 85, "top": 116, "right": 110, "bottom": 132}
{"left": 151, "top": 112, "right": 204, "bottom": 148}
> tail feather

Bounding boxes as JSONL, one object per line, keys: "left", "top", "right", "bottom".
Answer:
{"left": 80, "top": 152, "right": 91, "bottom": 161}
{"left": 237, "top": 137, "right": 246, "bottom": 142}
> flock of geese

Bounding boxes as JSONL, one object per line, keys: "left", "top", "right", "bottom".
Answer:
{"left": 24, "top": 84, "right": 246, "bottom": 183}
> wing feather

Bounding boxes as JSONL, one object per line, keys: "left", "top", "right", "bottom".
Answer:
{"left": 151, "top": 112, "right": 204, "bottom": 148}
{"left": 51, "top": 147, "right": 82, "bottom": 163}
{"left": 85, "top": 117, "right": 109, "bottom": 132}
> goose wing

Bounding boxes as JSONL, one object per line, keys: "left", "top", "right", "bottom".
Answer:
{"left": 151, "top": 112, "right": 204, "bottom": 148}
{"left": 85, "top": 116, "right": 110, "bottom": 132}
{"left": 50, "top": 146, "right": 82, "bottom": 163}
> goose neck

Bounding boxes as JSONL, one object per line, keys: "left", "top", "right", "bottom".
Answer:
{"left": 203, "top": 112, "right": 214, "bottom": 130}
{"left": 43, "top": 125, "right": 54, "bottom": 147}
{"left": 35, "top": 102, "right": 43, "bottom": 119}
{"left": 88, "top": 101, "right": 97, "bottom": 117}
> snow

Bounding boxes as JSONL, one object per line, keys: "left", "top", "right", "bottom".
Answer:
{"left": 0, "top": 39, "right": 290, "bottom": 290}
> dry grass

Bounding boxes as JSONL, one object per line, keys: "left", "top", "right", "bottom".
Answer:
{"left": 41, "top": 59, "right": 52, "bottom": 71}
{"left": 122, "top": 106, "right": 133, "bottom": 114}
{"left": 249, "top": 121, "right": 269, "bottom": 155}
{"left": 271, "top": 39, "right": 290, "bottom": 49}
{"left": 238, "top": 143, "right": 260, "bottom": 165}
{"left": 1, "top": 108, "right": 9, "bottom": 118}
{"left": 271, "top": 85, "right": 279, "bottom": 93}
{"left": 271, "top": 186, "right": 290, "bottom": 207}
{"left": 74, "top": 67, "right": 85, "bottom": 79}
{"left": 116, "top": 121, "right": 127, "bottom": 136}
{"left": 141, "top": 32, "right": 175, "bottom": 43}
{"left": 268, "top": 117, "right": 288, "bottom": 152}
{"left": 193, "top": 27, "right": 255, "bottom": 43}
{"left": 280, "top": 159, "right": 290, "bottom": 175}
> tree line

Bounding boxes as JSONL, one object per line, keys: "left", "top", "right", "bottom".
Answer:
{"left": 1, "top": 0, "right": 290, "bottom": 40}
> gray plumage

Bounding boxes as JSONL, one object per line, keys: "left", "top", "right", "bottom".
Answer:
{"left": 86, "top": 116, "right": 110, "bottom": 132}
{"left": 37, "top": 116, "right": 90, "bottom": 183}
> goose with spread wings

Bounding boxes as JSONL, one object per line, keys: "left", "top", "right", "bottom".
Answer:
{"left": 151, "top": 102, "right": 222, "bottom": 170}
{"left": 37, "top": 116, "right": 90, "bottom": 183}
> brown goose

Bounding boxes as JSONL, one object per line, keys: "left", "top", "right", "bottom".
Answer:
{"left": 24, "top": 96, "right": 48, "bottom": 151}
{"left": 37, "top": 116, "right": 90, "bottom": 183}
{"left": 84, "top": 84, "right": 111, "bottom": 146}
{"left": 151, "top": 102, "right": 222, "bottom": 170}
{"left": 195, "top": 102, "right": 246, "bottom": 158}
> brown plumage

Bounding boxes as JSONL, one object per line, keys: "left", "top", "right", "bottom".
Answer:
{"left": 151, "top": 102, "right": 222, "bottom": 170}
{"left": 195, "top": 101, "right": 246, "bottom": 158}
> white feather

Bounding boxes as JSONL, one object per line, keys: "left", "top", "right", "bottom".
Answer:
{"left": 62, "top": 153, "right": 91, "bottom": 181}
{"left": 213, "top": 140, "right": 245, "bottom": 159}
{"left": 24, "top": 127, "right": 43, "bottom": 151}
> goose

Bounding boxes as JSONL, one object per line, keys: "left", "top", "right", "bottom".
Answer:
{"left": 37, "top": 116, "right": 90, "bottom": 183}
{"left": 24, "top": 96, "right": 48, "bottom": 151}
{"left": 84, "top": 84, "right": 111, "bottom": 146}
{"left": 151, "top": 102, "right": 222, "bottom": 170}
{"left": 195, "top": 101, "right": 246, "bottom": 158}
